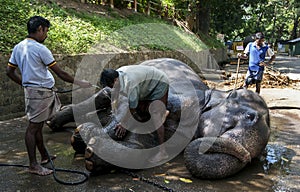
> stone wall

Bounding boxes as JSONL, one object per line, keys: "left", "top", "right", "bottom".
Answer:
{"left": 0, "top": 48, "right": 228, "bottom": 120}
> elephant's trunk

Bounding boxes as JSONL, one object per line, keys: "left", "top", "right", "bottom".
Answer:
{"left": 184, "top": 137, "right": 251, "bottom": 179}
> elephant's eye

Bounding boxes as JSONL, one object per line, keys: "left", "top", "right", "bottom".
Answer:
{"left": 246, "top": 112, "right": 256, "bottom": 121}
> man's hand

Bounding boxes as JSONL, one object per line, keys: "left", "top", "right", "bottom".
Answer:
{"left": 237, "top": 53, "right": 248, "bottom": 59}
{"left": 259, "top": 61, "right": 268, "bottom": 67}
{"left": 114, "top": 123, "right": 127, "bottom": 138}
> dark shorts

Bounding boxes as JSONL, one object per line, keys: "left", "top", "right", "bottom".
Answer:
{"left": 245, "top": 69, "right": 264, "bottom": 85}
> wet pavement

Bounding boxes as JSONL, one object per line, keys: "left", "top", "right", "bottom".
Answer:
{"left": 0, "top": 55, "right": 300, "bottom": 192}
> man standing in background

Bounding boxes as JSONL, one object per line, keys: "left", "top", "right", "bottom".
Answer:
{"left": 238, "top": 32, "right": 275, "bottom": 94}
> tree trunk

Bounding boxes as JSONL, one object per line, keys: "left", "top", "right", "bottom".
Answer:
{"left": 194, "top": 0, "right": 210, "bottom": 35}
{"left": 291, "top": 15, "right": 299, "bottom": 39}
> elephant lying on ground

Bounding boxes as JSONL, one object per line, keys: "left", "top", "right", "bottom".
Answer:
{"left": 48, "top": 58, "right": 270, "bottom": 179}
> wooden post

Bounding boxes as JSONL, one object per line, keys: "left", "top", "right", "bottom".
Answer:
{"left": 134, "top": 0, "right": 137, "bottom": 12}
{"left": 110, "top": 0, "right": 114, "bottom": 8}
{"left": 147, "top": 0, "right": 150, "bottom": 15}
{"left": 234, "top": 58, "right": 241, "bottom": 89}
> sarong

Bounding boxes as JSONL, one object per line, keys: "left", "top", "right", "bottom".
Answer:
{"left": 24, "top": 87, "right": 61, "bottom": 123}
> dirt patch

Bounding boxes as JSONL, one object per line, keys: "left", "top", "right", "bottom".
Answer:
{"left": 44, "top": 0, "right": 139, "bottom": 18}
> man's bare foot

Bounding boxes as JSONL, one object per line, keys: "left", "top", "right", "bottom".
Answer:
{"left": 41, "top": 155, "right": 56, "bottom": 165}
{"left": 28, "top": 165, "right": 53, "bottom": 176}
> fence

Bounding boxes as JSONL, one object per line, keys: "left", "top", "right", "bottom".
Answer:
{"left": 80, "top": 0, "right": 187, "bottom": 20}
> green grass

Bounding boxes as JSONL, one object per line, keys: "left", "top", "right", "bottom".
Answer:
{"left": 0, "top": 0, "right": 214, "bottom": 55}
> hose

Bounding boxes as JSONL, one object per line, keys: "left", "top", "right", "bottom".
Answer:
{"left": 0, "top": 148, "right": 89, "bottom": 185}
{"left": 0, "top": 85, "right": 103, "bottom": 185}
{"left": 55, "top": 84, "right": 101, "bottom": 93}
{"left": 45, "top": 149, "right": 89, "bottom": 185}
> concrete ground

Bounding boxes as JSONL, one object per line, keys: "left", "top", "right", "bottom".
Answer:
{"left": 0, "top": 55, "right": 299, "bottom": 192}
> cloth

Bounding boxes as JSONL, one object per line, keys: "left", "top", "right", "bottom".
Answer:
{"left": 244, "top": 41, "right": 275, "bottom": 71}
{"left": 8, "top": 38, "right": 56, "bottom": 88}
{"left": 117, "top": 65, "right": 169, "bottom": 108}
{"left": 24, "top": 87, "right": 61, "bottom": 123}
{"left": 112, "top": 65, "right": 169, "bottom": 123}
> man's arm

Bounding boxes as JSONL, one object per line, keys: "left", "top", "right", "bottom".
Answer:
{"left": 49, "top": 63, "right": 91, "bottom": 88}
{"left": 6, "top": 65, "right": 22, "bottom": 86}
{"left": 237, "top": 43, "right": 250, "bottom": 59}
{"left": 267, "top": 54, "right": 276, "bottom": 65}
{"left": 260, "top": 54, "right": 276, "bottom": 67}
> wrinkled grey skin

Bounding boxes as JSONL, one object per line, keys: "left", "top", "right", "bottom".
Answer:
{"left": 184, "top": 88, "right": 270, "bottom": 178}
{"left": 48, "top": 58, "right": 270, "bottom": 179}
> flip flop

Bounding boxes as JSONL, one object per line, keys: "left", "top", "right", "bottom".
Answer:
{"left": 41, "top": 155, "right": 57, "bottom": 165}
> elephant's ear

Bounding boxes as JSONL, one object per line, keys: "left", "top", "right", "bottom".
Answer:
{"left": 201, "top": 89, "right": 225, "bottom": 113}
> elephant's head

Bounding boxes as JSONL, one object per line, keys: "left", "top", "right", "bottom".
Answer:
{"left": 184, "top": 88, "right": 270, "bottom": 179}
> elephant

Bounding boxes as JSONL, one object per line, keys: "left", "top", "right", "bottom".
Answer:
{"left": 48, "top": 58, "right": 270, "bottom": 179}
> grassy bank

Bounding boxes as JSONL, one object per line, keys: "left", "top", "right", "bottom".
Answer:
{"left": 0, "top": 0, "right": 220, "bottom": 55}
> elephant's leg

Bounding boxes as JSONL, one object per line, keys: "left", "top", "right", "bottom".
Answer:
{"left": 47, "top": 87, "right": 111, "bottom": 131}
{"left": 184, "top": 137, "right": 250, "bottom": 179}
{"left": 72, "top": 87, "right": 111, "bottom": 115}
{"left": 47, "top": 105, "right": 74, "bottom": 131}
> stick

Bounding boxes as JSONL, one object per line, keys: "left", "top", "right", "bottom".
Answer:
{"left": 234, "top": 58, "right": 241, "bottom": 89}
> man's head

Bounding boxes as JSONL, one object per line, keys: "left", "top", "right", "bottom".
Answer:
{"left": 100, "top": 69, "right": 119, "bottom": 88}
{"left": 255, "top": 32, "right": 265, "bottom": 45}
{"left": 27, "top": 16, "right": 51, "bottom": 43}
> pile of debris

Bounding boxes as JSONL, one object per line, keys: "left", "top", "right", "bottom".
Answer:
{"left": 202, "top": 66, "right": 299, "bottom": 90}
{"left": 262, "top": 66, "right": 291, "bottom": 88}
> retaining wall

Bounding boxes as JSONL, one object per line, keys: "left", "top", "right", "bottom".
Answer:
{"left": 0, "top": 49, "right": 227, "bottom": 120}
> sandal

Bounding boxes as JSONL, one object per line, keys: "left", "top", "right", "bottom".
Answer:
{"left": 41, "top": 155, "right": 57, "bottom": 165}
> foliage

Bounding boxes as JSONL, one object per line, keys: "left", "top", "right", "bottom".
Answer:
{"left": 0, "top": 0, "right": 207, "bottom": 55}
{"left": 161, "top": 0, "right": 300, "bottom": 43}
{"left": 0, "top": 0, "right": 30, "bottom": 53}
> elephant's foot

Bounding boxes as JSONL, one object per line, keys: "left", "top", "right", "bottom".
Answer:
{"left": 46, "top": 105, "right": 74, "bottom": 131}
{"left": 70, "top": 126, "right": 87, "bottom": 154}
{"left": 84, "top": 146, "right": 116, "bottom": 173}
{"left": 184, "top": 137, "right": 250, "bottom": 179}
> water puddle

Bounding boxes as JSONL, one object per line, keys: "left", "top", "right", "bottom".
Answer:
{"left": 261, "top": 110, "right": 300, "bottom": 192}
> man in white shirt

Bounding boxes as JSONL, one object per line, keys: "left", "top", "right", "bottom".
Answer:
{"left": 7, "top": 16, "right": 91, "bottom": 175}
